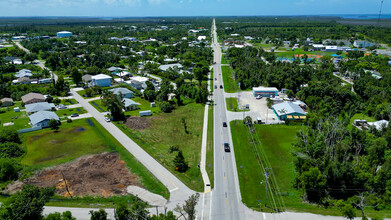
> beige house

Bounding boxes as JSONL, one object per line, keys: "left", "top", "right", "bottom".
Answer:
{"left": 21, "top": 93, "right": 45, "bottom": 105}
{"left": 1, "top": 98, "right": 14, "bottom": 107}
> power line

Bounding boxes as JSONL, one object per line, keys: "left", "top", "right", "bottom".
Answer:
{"left": 378, "top": 0, "right": 384, "bottom": 24}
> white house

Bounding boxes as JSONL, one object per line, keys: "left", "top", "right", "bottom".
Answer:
{"left": 197, "top": 36, "right": 206, "bottom": 41}
{"left": 126, "top": 76, "right": 149, "bottom": 90}
{"left": 325, "top": 46, "right": 338, "bottom": 52}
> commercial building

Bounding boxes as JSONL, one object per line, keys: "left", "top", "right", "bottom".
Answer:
{"left": 325, "top": 46, "right": 338, "bottom": 52}
{"left": 57, "top": 31, "right": 73, "bottom": 38}
{"left": 272, "top": 102, "right": 307, "bottom": 120}
{"left": 353, "top": 40, "right": 374, "bottom": 48}
{"left": 252, "top": 86, "right": 278, "bottom": 98}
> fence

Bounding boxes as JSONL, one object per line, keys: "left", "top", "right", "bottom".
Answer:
{"left": 18, "top": 126, "right": 42, "bottom": 134}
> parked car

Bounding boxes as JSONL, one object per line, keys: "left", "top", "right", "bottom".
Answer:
{"left": 256, "top": 95, "right": 262, "bottom": 99}
{"left": 223, "top": 122, "right": 227, "bottom": 127}
{"left": 224, "top": 143, "right": 230, "bottom": 152}
{"left": 104, "top": 117, "right": 111, "bottom": 122}
{"left": 215, "top": 85, "right": 217, "bottom": 89}
{"left": 220, "top": 85, "right": 223, "bottom": 89}
{"left": 70, "top": 113, "right": 79, "bottom": 117}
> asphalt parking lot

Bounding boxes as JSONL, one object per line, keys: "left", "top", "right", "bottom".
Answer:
{"left": 225, "top": 91, "right": 282, "bottom": 124}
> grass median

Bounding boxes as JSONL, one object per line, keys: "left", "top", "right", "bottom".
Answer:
{"left": 222, "top": 66, "right": 239, "bottom": 93}
{"left": 206, "top": 105, "right": 214, "bottom": 188}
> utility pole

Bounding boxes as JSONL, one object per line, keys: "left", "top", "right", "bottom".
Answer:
{"left": 264, "top": 169, "right": 271, "bottom": 207}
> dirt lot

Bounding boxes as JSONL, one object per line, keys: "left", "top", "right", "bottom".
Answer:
{"left": 7, "top": 152, "right": 140, "bottom": 197}
{"left": 125, "top": 116, "right": 151, "bottom": 130}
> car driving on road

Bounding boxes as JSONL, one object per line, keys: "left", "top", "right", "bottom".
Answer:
{"left": 224, "top": 143, "right": 230, "bottom": 152}
{"left": 223, "top": 122, "right": 227, "bottom": 127}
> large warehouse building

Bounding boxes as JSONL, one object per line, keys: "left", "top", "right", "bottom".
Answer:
{"left": 252, "top": 86, "right": 278, "bottom": 98}
{"left": 272, "top": 102, "right": 307, "bottom": 120}
{"left": 57, "top": 31, "right": 72, "bottom": 38}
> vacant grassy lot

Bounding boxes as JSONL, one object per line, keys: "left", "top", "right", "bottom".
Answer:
{"left": 221, "top": 54, "right": 229, "bottom": 64}
{"left": 226, "top": 97, "right": 248, "bottom": 112}
{"left": 90, "top": 98, "right": 161, "bottom": 116}
{"left": 0, "top": 108, "right": 30, "bottom": 130}
{"left": 117, "top": 103, "right": 205, "bottom": 192}
{"left": 230, "top": 121, "right": 391, "bottom": 217}
{"left": 21, "top": 118, "right": 169, "bottom": 199}
{"left": 222, "top": 66, "right": 239, "bottom": 93}
{"left": 206, "top": 105, "right": 214, "bottom": 188}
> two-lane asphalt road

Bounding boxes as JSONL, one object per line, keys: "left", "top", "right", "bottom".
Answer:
{"left": 210, "top": 19, "right": 244, "bottom": 220}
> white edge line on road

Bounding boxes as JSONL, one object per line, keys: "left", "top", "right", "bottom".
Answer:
{"left": 201, "top": 193, "right": 205, "bottom": 220}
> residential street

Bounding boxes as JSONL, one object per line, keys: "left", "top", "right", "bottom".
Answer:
{"left": 13, "top": 41, "right": 58, "bottom": 81}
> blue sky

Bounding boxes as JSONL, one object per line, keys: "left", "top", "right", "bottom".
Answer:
{"left": 0, "top": 0, "right": 389, "bottom": 17}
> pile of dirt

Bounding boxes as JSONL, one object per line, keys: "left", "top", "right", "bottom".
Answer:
{"left": 6, "top": 152, "right": 140, "bottom": 197}
{"left": 125, "top": 116, "right": 151, "bottom": 130}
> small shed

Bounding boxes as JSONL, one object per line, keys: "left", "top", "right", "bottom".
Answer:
{"left": 139, "top": 110, "right": 152, "bottom": 117}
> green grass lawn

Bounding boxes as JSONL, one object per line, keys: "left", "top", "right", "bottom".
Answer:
{"left": 55, "top": 107, "right": 87, "bottom": 118}
{"left": 76, "top": 90, "right": 100, "bottom": 98}
{"left": 275, "top": 48, "right": 346, "bottom": 59}
{"left": 206, "top": 105, "right": 214, "bottom": 189}
{"left": 0, "top": 108, "right": 30, "bottom": 130}
{"left": 61, "top": 98, "right": 78, "bottom": 105}
{"left": 21, "top": 118, "right": 169, "bottom": 199}
{"left": 226, "top": 97, "right": 248, "bottom": 112}
{"left": 116, "top": 103, "right": 205, "bottom": 192}
{"left": 90, "top": 97, "right": 161, "bottom": 116}
{"left": 230, "top": 121, "right": 391, "bottom": 217}
{"left": 221, "top": 54, "right": 229, "bottom": 64}
{"left": 222, "top": 66, "right": 239, "bottom": 93}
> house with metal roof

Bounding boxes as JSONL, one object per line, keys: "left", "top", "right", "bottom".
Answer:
{"left": 272, "top": 102, "right": 307, "bottom": 120}
{"left": 109, "top": 87, "right": 134, "bottom": 99}
{"left": 29, "top": 111, "right": 59, "bottom": 128}
{"left": 25, "top": 102, "right": 55, "bottom": 113}
{"left": 122, "top": 98, "right": 140, "bottom": 111}
{"left": 89, "top": 74, "right": 112, "bottom": 87}
{"left": 15, "top": 69, "right": 33, "bottom": 78}
{"left": 159, "top": 63, "right": 183, "bottom": 72}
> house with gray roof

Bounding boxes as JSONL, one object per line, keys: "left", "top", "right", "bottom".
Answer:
{"left": 25, "top": 102, "right": 55, "bottom": 113}
{"left": 159, "top": 63, "right": 183, "bottom": 72}
{"left": 272, "top": 102, "right": 307, "bottom": 120}
{"left": 122, "top": 98, "right": 140, "bottom": 111}
{"left": 15, "top": 69, "right": 33, "bottom": 78}
{"left": 29, "top": 111, "right": 59, "bottom": 128}
{"left": 109, "top": 87, "right": 134, "bottom": 98}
